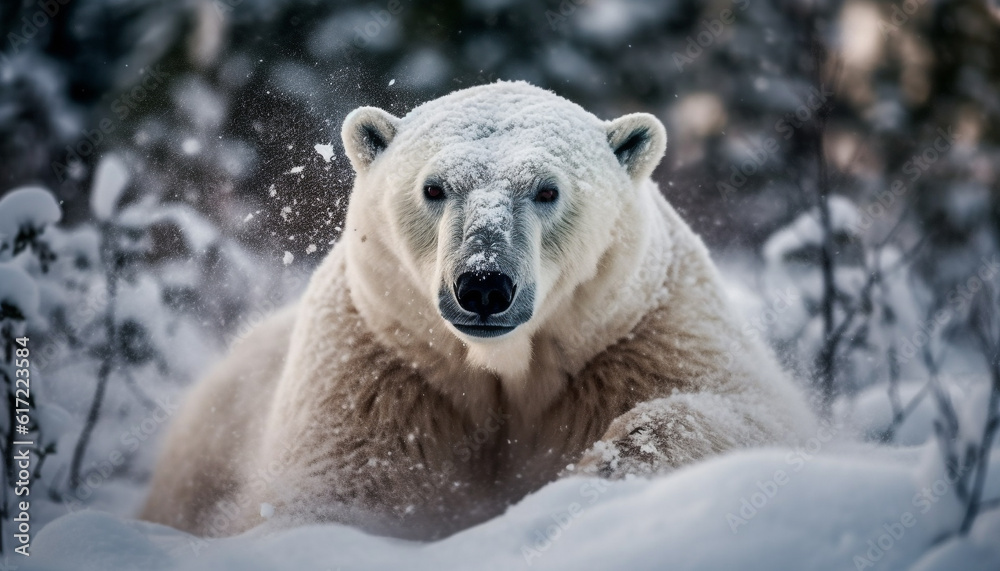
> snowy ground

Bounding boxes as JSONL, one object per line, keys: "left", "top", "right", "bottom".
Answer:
{"left": 22, "top": 442, "right": 1000, "bottom": 571}
{"left": 19, "top": 379, "right": 1000, "bottom": 571}
{"left": 11, "top": 257, "right": 1000, "bottom": 570}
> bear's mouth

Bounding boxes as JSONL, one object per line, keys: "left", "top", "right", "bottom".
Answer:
{"left": 449, "top": 323, "right": 519, "bottom": 338}
{"left": 438, "top": 281, "right": 535, "bottom": 340}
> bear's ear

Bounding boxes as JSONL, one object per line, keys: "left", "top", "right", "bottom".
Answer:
{"left": 605, "top": 113, "right": 667, "bottom": 182}
{"left": 341, "top": 106, "right": 400, "bottom": 172}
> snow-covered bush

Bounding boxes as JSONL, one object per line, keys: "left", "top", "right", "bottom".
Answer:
{"left": 0, "top": 186, "right": 64, "bottom": 554}
{"left": 0, "top": 155, "right": 304, "bottom": 531}
{"left": 761, "top": 195, "right": 925, "bottom": 402}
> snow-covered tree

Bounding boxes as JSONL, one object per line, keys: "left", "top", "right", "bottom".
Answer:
{"left": 0, "top": 186, "right": 64, "bottom": 553}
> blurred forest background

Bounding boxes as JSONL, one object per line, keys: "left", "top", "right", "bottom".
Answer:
{"left": 2, "top": 0, "right": 1000, "bottom": 551}
{"left": 2, "top": 0, "right": 999, "bottom": 255}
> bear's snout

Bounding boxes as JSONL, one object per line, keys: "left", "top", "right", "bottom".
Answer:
{"left": 437, "top": 271, "right": 535, "bottom": 340}
{"left": 455, "top": 272, "right": 515, "bottom": 319}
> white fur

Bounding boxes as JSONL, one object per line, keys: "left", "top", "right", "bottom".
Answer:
{"left": 142, "top": 82, "right": 815, "bottom": 540}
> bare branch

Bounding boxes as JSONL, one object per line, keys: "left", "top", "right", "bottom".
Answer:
{"left": 958, "top": 285, "right": 1000, "bottom": 534}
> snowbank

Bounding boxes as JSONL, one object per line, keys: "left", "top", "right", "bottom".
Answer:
{"left": 23, "top": 445, "right": 1000, "bottom": 571}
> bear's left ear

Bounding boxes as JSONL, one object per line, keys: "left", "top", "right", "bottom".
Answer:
{"left": 606, "top": 113, "right": 667, "bottom": 182}
{"left": 341, "top": 106, "right": 400, "bottom": 173}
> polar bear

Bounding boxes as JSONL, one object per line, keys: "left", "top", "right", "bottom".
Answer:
{"left": 141, "top": 81, "right": 815, "bottom": 540}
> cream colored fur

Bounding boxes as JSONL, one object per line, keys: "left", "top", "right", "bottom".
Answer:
{"left": 141, "top": 82, "right": 815, "bottom": 540}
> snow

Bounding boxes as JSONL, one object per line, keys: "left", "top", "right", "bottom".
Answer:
{"left": 0, "top": 261, "right": 40, "bottom": 321}
{"left": 90, "top": 154, "right": 130, "bottom": 221}
{"left": 288, "top": 165, "right": 305, "bottom": 174}
{"left": 841, "top": 380, "right": 971, "bottom": 446}
{"left": 313, "top": 143, "right": 335, "bottom": 162}
{"left": 0, "top": 186, "right": 62, "bottom": 251}
{"left": 115, "top": 274, "right": 172, "bottom": 358}
{"left": 763, "top": 195, "right": 861, "bottom": 264}
{"left": 260, "top": 503, "right": 275, "bottom": 519}
{"left": 5, "top": 156, "right": 996, "bottom": 571}
{"left": 172, "top": 75, "right": 227, "bottom": 130}
{"left": 23, "top": 444, "right": 1000, "bottom": 570}
{"left": 181, "top": 138, "right": 202, "bottom": 155}
{"left": 48, "top": 225, "right": 101, "bottom": 272}
{"left": 574, "top": 0, "right": 671, "bottom": 44}
{"left": 464, "top": 187, "right": 513, "bottom": 249}
{"left": 306, "top": 9, "right": 402, "bottom": 57}
{"left": 392, "top": 49, "right": 449, "bottom": 90}
{"left": 118, "top": 200, "right": 219, "bottom": 252}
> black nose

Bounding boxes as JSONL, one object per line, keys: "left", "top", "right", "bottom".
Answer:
{"left": 455, "top": 272, "right": 515, "bottom": 319}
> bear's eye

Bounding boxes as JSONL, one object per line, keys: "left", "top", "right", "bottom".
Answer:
{"left": 533, "top": 186, "right": 558, "bottom": 203}
{"left": 423, "top": 184, "right": 445, "bottom": 200}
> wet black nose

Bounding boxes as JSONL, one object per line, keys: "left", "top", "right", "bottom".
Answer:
{"left": 455, "top": 272, "right": 515, "bottom": 319}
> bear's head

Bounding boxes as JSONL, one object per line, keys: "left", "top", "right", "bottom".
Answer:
{"left": 341, "top": 82, "right": 667, "bottom": 380}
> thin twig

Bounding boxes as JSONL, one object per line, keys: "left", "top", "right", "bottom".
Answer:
{"left": 959, "top": 287, "right": 1000, "bottom": 534}
{"left": 69, "top": 223, "right": 118, "bottom": 491}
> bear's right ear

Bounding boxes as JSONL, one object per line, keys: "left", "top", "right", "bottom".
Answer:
{"left": 341, "top": 106, "right": 400, "bottom": 173}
